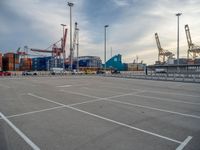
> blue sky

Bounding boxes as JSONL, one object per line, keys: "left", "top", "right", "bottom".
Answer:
{"left": 0, "top": 0, "right": 200, "bottom": 64}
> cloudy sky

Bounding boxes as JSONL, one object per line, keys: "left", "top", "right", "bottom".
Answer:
{"left": 0, "top": 0, "right": 200, "bottom": 64}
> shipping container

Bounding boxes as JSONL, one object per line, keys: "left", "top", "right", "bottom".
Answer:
{"left": 32, "top": 57, "right": 52, "bottom": 71}
{"left": 194, "top": 59, "right": 200, "bottom": 64}
{"left": 20, "top": 58, "right": 32, "bottom": 71}
{"left": 3, "top": 53, "right": 19, "bottom": 71}
{"left": 0, "top": 53, "right": 2, "bottom": 71}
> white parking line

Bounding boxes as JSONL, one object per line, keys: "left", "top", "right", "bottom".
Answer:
{"left": 7, "top": 106, "right": 65, "bottom": 119}
{"left": 176, "top": 136, "right": 192, "bottom": 150}
{"left": 56, "top": 85, "right": 72, "bottom": 88}
{"left": 24, "top": 93, "right": 183, "bottom": 144}
{"left": 99, "top": 84, "right": 200, "bottom": 98}
{"left": 0, "top": 112, "right": 40, "bottom": 150}
{"left": 61, "top": 90, "right": 200, "bottom": 119}
{"left": 134, "top": 94, "right": 200, "bottom": 106}
{"left": 146, "top": 90, "right": 200, "bottom": 98}
{"left": 103, "top": 99, "right": 200, "bottom": 119}
{"left": 0, "top": 84, "right": 10, "bottom": 88}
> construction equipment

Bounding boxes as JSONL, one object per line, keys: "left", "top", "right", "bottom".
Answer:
{"left": 155, "top": 33, "right": 174, "bottom": 63}
{"left": 17, "top": 46, "right": 28, "bottom": 58}
{"left": 30, "top": 28, "right": 67, "bottom": 69}
{"left": 185, "top": 24, "right": 200, "bottom": 59}
{"left": 70, "top": 22, "right": 79, "bottom": 70}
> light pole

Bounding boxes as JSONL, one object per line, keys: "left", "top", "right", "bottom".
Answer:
{"left": 104, "top": 25, "right": 109, "bottom": 70}
{"left": 61, "top": 24, "right": 66, "bottom": 71}
{"left": 76, "top": 28, "right": 79, "bottom": 72}
{"left": 68, "top": 2, "right": 74, "bottom": 71}
{"left": 176, "top": 13, "right": 182, "bottom": 66}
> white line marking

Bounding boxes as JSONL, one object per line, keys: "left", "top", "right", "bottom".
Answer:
{"left": 61, "top": 90, "right": 200, "bottom": 119}
{"left": 134, "top": 94, "right": 200, "bottom": 106}
{"left": 80, "top": 86, "right": 125, "bottom": 94}
{"left": 0, "top": 84, "right": 10, "bottom": 88}
{"left": 0, "top": 92, "right": 135, "bottom": 120}
{"left": 56, "top": 85, "right": 72, "bottom": 88}
{"left": 61, "top": 90, "right": 99, "bottom": 99}
{"left": 0, "top": 112, "right": 40, "bottom": 150}
{"left": 67, "top": 105, "right": 182, "bottom": 144}
{"left": 146, "top": 90, "right": 200, "bottom": 98}
{"left": 26, "top": 93, "right": 182, "bottom": 144}
{"left": 176, "top": 136, "right": 192, "bottom": 150}
{"left": 102, "top": 99, "right": 200, "bottom": 119}
{"left": 27, "top": 93, "right": 64, "bottom": 106}
{"left": 7, "top": 106, "right": 65, "bottom": 119}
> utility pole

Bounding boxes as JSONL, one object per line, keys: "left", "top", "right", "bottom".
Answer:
{"left": 61, "top": 24, "right": 66, "bottom": 71}
{"left": 176, "top": 13, "right": 182, "bottom": 66}
{"left": 76, "top": 28, "right": 79, "bottom": 72}
{"left": 104, "top": 25, "right": 109, "bottom": 70}
{"left": 68, "top": 2, "right": 74, "bottom": 71}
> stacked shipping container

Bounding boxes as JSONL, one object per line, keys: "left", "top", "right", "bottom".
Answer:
{"left": 20, "top": 58, "right": 32, "bottom": 71}
{"left": 32, "top": 57, "right": 52, "bottom": 71}
{"left": 3, "top": 53, "right": 20, "bottom": 71}
{"left": 0, "top": 53, "right": 2, "bottom": 71}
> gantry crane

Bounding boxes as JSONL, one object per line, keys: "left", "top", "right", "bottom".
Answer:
{"left": 185, "top": 24, "right": 200, "bottom": 59}
{"left": 155, "top": 33, "right": 174, "bottom": 63}
{"left": 68, "top": 22, "right": 79, "bottom": 66}
{"left": 30, "top": 28, "right": 68, "bottom": 60}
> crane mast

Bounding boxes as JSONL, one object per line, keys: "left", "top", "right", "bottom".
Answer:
{"left": 185, "top": 24, "right": 200, "bottom": 59}
{"left": 155, "top": 33, "right": 174, "bottom": 63}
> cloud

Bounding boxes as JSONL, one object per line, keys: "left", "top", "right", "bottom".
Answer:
{"left": 0, "top": 0, "right": 200, "bottom": 64}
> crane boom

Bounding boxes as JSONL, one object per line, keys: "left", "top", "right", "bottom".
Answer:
{"left": 155, "top": 33, "right": 174, "bottom": 63}
{"left": 30, "top": 49, "right": 53, "bottom": 53}
{"left": 185, "top": 24, "right": 200, "bottom": 59}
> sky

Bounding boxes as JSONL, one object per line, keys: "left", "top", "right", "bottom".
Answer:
{"left": 0, "top": 0, "right": 200, "bottom": 64}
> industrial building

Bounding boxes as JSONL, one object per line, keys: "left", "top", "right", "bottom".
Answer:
{"left": 104, "top": 54, "right": 146, "bottom": 71}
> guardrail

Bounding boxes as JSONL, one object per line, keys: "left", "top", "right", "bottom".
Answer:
{"left": 101, "top": 72, "right": 200, "bottom": 83}
{"left": 1, "top": 71, "right": 200, "bottom": 83}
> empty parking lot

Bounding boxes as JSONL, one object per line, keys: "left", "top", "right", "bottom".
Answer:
{"left": 0, "top": 76, "right": 200, "bottom": 150}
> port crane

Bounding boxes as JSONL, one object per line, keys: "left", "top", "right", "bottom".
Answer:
{"left": 185, "top": 24, "right": 200, "bottom": 59}
{"left": 30, "top": 28, "right": 68, "bottom": 60}
{"left": 155, "top": 33, "right": 174, "bottom": 63}
{"left": 67, "top": 22, "right": 79, "bottom": 66}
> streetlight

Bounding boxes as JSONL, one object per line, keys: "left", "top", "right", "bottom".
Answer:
{"left": 76, "top": 28, "right": 79, "bottom": 72}
{"left": 104, "top": 25, "right": 109, "bottom": 70}
{"left": 61, "top": 24, "right": 66, "bottom": 71}
{"left": 176, "top": 13, "right": 182, "bottom": 66}
{"left": 68, "top": 2, "right": 74, "bottom": 71}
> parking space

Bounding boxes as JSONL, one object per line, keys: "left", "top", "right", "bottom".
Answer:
{"left": 0, "top": 76, "right": 200, "bottom": 150}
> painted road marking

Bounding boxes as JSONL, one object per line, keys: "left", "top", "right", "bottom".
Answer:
{"left": 24, "top": 93, "right": 183, "bottom": 144}
{"left": 176, "top": 136, "right": 192, "bottom": 150}
{"left": 6, "top": 106, "right": 65, "bottom": 119}
{"left": 0, "top": 84, "right": 10, "bottom": 88}
{"left": 61, "top": 90, "right": 200, "bottom": 119}
{"left": 134, "top": 94, "right": 200, "bottom": 106}
{"left": 56, "top": 85, "right": 72, "bottom": 88}
{"left": 0, "top": 92, "right": 135, "bottom": 120}
{"left": 0, "top": 112, "right": 40, "bottom": 150}
{"left": 103, "top": 99, "right": 200, "bottom": 119}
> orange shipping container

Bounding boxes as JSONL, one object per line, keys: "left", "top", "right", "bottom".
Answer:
{"left": 20, "top": 58, "right": 32, "bottom": 71}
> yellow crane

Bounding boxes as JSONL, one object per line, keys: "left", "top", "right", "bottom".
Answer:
{"left": 185, "top": 24, "right": 200, "bottom": 59}
{"left": 155, "top": 33, "right": 174, "bottom": 63}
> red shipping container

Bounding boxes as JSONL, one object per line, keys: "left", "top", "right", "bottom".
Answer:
{"left": 0, "top": 53, "right": 2, "bottom": 71}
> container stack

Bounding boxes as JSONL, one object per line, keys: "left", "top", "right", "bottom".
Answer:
{"left": 32, "top": 57, "right": 52, "bottom": 71}
{"left": 127, "top": 63, "right": 145, "bottom": 71}
{"left": 14, "top": 54, "right": 20, "bottom": 71}
{"left": 0, "top": 53, "right": 2, "bottom": 71}
{"left": 3, "top": 53, "right": 15, "bottom": 71}
{"left": 194, "top": 59, "right": 200, "bottom": 64}
{"left": 20, "top": 58, "right": 32, "bottom": 71}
